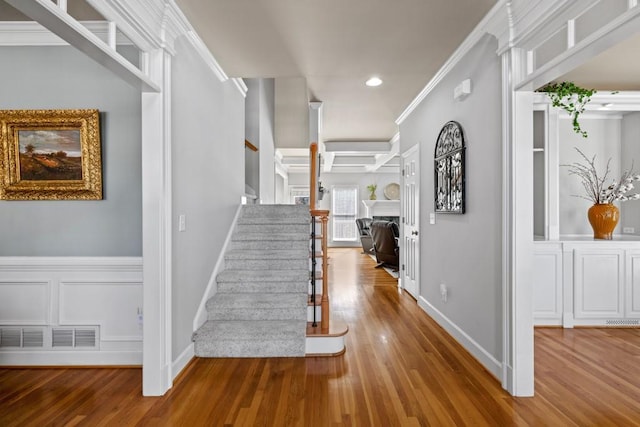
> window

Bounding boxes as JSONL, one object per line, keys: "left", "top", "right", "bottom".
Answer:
{"left": 332, "top": 186, "right": 358, "bottom": 241}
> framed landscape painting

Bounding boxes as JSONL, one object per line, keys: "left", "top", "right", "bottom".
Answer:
{"left": 0, "top": 109, "right": 102, "bottom": 200}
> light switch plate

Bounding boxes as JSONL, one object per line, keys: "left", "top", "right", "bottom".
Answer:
{"left": 179, "top": 214, "right": 186, "bottom": 232}
{"left": 429, "top": 213, "right": 436, "bottom": 225}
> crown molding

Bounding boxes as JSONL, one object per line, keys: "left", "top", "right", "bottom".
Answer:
{"left": 396, "top": 0, "right": 509, "bottom": 125}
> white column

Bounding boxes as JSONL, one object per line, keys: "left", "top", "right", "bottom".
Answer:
{"left": 501, "top": 47, "right": 535, "bottom": 397}
{"left": 141, "top": 47, "right": 173, "bottom": 396}
{"left": 309, "top": 102, "right": 323, "bottom": 202}
{"left": 309, "top": 101, "right": 323, "bottom": 145}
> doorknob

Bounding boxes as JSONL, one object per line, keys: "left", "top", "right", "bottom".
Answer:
{"left": 412, "top": 230, "right": 419, "bottom": 236}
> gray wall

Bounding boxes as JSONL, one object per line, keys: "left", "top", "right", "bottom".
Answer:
{"left": 0, "top": 46, "right": 142, "bottom": 256}
{"left": 171, "top": 36, "right": 245, "bottom": 359}
{"left": 398, "top": 34, "right": 503, "bottom": 360}
{"left": 259, "top": 79, "right": 276, "bottom": 204}
{"left": 245, "top": 78, "right": 276, "bottom": 203}
{"left": 245, "top": 79, "right": 260, "bottom": 196}
{"left": 622, "top": 112, "right": 640, "bottom": 235}
{"left": 558, "top": 117, "right": 621, "bottom": 235}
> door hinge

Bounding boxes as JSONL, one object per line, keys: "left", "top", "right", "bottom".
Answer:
{"left": 402, "top": 169, "right": 405, "bottom": 176}
{"left": 402, "top": 264, "right": 405, "bottom": 271}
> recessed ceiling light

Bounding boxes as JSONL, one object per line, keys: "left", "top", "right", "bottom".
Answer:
{"left": 365, "top": 77, "right": 383, "bottom": 87}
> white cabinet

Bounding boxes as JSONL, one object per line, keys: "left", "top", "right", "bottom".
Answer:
{"left": 532, "top": 243, "right": 563, "bottom": 325}
{"left": 626, "top": 251, "right": 640, "bottom": 318}
{"left": 534, "top": 241, "right": 640, "bottom": 327}
{"left": 574, "top": 249, "right": 625, "bottom": 322}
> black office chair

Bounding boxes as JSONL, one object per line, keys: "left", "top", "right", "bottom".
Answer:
{"left": 355, "top": 218, "right": 374, "bottom": 254}
{"left": 370, "top": 220, "right": 400, "bottom": 271}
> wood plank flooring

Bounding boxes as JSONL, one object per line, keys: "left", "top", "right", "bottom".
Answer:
{"left": 1, "top": 247, "right": 640, "bottom": 426}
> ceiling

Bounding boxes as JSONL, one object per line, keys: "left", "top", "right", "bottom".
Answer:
{"left": 175, "top": 0, "right": 497, "bottom": 173}
{"left": 5, "top": 1, "right": 640, "bottom": 173}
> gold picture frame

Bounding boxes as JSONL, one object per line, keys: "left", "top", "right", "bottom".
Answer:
{"left": 0, "top": 109, "right": 102, "bottom": 200}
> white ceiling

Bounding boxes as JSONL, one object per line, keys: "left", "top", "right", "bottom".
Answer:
{"left": 175, "top": 0, "right": 497, "bottom": 146}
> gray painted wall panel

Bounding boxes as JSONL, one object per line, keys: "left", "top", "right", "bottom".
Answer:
{"left": 0, "top": 46, "right": 142, "bottom": 256}
{"left": 398, "top": 34, "right": 502, "bottom": 359}
{"left": 171, "top": 35, "right": 245, "bottom": 359}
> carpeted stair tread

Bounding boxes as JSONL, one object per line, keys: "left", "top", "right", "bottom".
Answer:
{"left": 217, "top": 269, "right": 308, "bottom": 283}
{"left": 225, "top": 249, "right": 308, "bottom": 260}
{"left": 194, "top": 320, "right": 306, "bottom": 341}
{"left": 207, "top": 293, "right": 307, "bottom": 310}
{"left": 238, "top": 217, "right": 310, "bottom": 225}
{"left": 236, "top": 223, "right": 309, "bottom": 234}
{"left": 240, "top": 204, "right": 309, "bottom": 218}
{"left": 232, "top": 232, "right": 309, "bottom": 241}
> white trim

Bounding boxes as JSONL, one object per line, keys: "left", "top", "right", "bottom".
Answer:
{"left": 396, "top": 0, "right": 507, "bottom": 125}
{"left": 0, "top": 21, "right": 134, "bottom": 46}
{"left": 172, "top": 342, "right": 194, "bottom": 381}
{"left": 193, "top": 204, "right": 244, "bottom": 331}
{"left": 0, "top": 351, "right": 141, "bottom": 366}
{"left": 86, "top": 0, "right": 165, "bottom": 51}
{"left": 305, "top": 336, "right": 345, "bottom": 355}
{"left": 515, "top": 4, "right": 640, "bottom": 90}
{"left": 418, "top": 296, "right": 502, "bottom": 380}
{"left": 0, "top": 257, "right": 142, "bottom": 272}
{"left": 141, "top": 48, "right": 173, "bottom": 397}
{"left": 6, "top": 0, "right": 160, "bottom": 92}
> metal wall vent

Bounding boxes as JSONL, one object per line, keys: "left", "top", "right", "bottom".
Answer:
{"left": 0, "top": 329, "right": 21, "bottom": 347}
{"left": 0, "top": 328, "right": 45, "bottom": 348}
{"left": 74, "top": 329, "right": 96, "bottom": 347}
{"left": 52, "top": 329, "right": 74, "bottom": 347}
{"left": 606, "top": 319, "right": 640, "bottom": 326}
{"left": 22, "top": 329, "right": 44, "bottom": 347}
{"left": 52, "top": 327, "right": 98, "bottom": 348}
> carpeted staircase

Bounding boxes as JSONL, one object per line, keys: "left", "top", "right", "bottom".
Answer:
{"left": 193, "top": 204, "right": 310, "bottom": 357}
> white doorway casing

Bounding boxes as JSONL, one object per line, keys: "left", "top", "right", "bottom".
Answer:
{"left": 401, "top": 145, "right": 420, "bottom": 299}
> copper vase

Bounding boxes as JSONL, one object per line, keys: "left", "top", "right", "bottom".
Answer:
{"left": 587, "top": 203, "right": 619, "bottom": 240}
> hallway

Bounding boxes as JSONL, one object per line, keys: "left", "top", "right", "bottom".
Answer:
{"left": 1, "top": 248, "right": 639, "bottom": 426}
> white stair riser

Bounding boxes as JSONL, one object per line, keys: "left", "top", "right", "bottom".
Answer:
{"left": 305, "top": 335, "right": 346, "bottom": 355}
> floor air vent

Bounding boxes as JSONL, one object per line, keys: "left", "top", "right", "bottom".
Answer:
{"left": 606, "top": 319, "right": 640, "bottom": 326}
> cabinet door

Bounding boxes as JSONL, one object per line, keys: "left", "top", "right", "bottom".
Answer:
{"left": 626, "top": 251, "right": 640, "bottom": 319}
{"left": 533, "top": 249, "right": 563, "bottom": 325}
{"left": 574, "top": 249, "right": 624, "bottom": 321}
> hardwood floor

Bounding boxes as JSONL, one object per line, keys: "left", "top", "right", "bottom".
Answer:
{"left": 1, "top": 247, "right": 640, "bottom": 426}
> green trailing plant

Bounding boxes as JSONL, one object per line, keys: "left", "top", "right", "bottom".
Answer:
{"left": 539, "top": 82, "right": 596, "bottom": 138}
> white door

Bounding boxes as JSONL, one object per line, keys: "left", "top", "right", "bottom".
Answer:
{"left": 401, "top": 144, "right": 420, "bottom": 299}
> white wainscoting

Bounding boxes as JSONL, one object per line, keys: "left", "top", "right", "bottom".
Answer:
{"left": 534, "top": 240, "right": 640, "bottom": 327}
{"left": 0, "top": 257, "right": 143, "bottom": 365}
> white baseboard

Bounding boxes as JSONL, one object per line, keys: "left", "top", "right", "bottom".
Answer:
{"left": 172, "top": 343, "right": 194, "bottom": 381}
{"left": 0, "top": 350, "right": 141, "bottom": 366}
{"left": 193, "top": 204, "right": 243, "bottom": 331}
{"left": 418, "top": 296, "right": 502, "bottom": 380}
